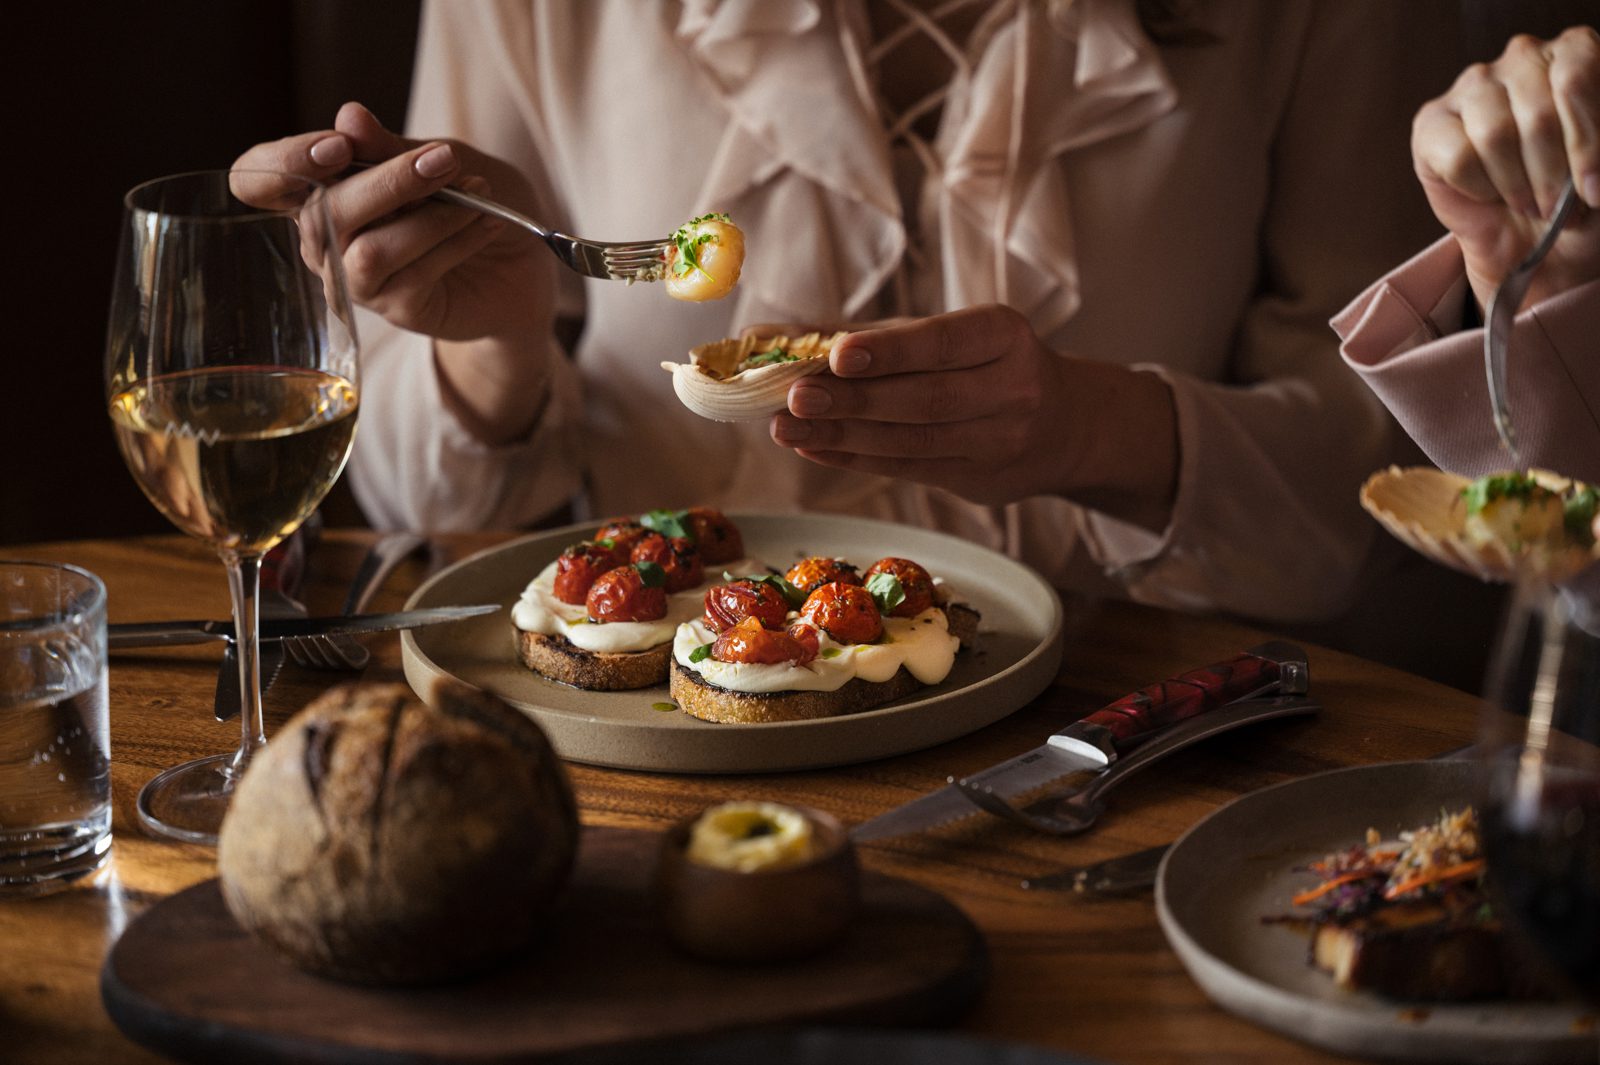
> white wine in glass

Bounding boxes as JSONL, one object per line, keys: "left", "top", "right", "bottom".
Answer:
{"left": 105, "top": 169, "right": 358, "bottom": 845}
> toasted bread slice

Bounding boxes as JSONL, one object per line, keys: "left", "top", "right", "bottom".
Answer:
{"left": 516, "top": 630, "right": 671, "bottom": 691}
{"left": 669, "top": 603, "right": 981, "bottom": 724}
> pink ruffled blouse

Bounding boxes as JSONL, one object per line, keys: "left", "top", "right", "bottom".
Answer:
{"left": 350, "top": 0, "right": 1456, "bottom": 623}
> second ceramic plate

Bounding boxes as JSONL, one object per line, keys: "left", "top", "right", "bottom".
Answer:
{"left": 401, "top": 513, "right": 1063, "bottom": 773}
{"left": 1156, "top": 760, "right": 1595, "bottom": 1065}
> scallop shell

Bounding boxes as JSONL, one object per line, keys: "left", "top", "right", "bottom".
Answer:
{"left": 1359, "top": 466, "right": 1600, "bottom": 584}
{"left": 661, "top": 332, "right": 845, "bottom": 422}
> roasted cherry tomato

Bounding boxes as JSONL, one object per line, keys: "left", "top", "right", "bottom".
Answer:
{"left": 703, "top": 578, "right": 789, "bottom": 633}
{"left": 683, "top": 506, "right": 744, "bottom": 564}
{"left": 552, "top": 540, "right": 624, "bottom": 605}
{"left": 586, "top": 564, "right": 667, "bottom": 623}
{"left": 784, "top": 556, "right": 862, "bottom": 597}
{"left": 629, "top": 531, "right": 704, "bottom": 592}
{"left": 594, "top": 517, "right": 648, "bottom": 556}
{"left": 711, "top": 616, "right": 820, "bottom": 667}
{"left": 864, "top": 557, "right": 936, "bottom": 617}
{"left": 802, "top": 582, "right": 883, "bottom": 644}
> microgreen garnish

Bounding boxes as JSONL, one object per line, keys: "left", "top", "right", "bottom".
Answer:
{"left": 866, "top": 572, "right": 906, "bottom": 615}
{"left": 745, "top": 347, "right": 798, "bottom": 368}
{"left": 640, "top": 508, "right": 691, "bottom": 540}
{"left": 1461, "top": 472, "right": 1540, "bottom": 515}
{"left": 669, "top": 212, "right": 730, "bottom": 281}
{"left": 689, "top": 642, "right": 714, "bottom": 663}
{"left": 633, "top": 560, "right": 667, "bottom": 587}
{"left": 594, "top": 537, "right": 616, "bottom": 550}
{"left": 723, "top": 570, "right": 805, "bottom": 609}
{"left": 1564, "top": 485, "right": 1599, "bottom": 545}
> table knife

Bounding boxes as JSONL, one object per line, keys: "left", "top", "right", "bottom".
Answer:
{"left": 850, "top": 640, "right": 1310, "bottom": 842}
{"left": 108, "top": 604, "right": 501, "bottom": 649}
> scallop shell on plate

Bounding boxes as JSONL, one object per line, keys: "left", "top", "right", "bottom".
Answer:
{"left": 1360, "top": 465, "right": 1600, "bottom": 584}
{"left": 661, "top": 332, "right": 846, "bottom": 422}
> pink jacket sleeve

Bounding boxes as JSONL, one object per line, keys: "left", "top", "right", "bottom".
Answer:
{"left": 1334, "top": 236, "right": 1600, "bottom": 485}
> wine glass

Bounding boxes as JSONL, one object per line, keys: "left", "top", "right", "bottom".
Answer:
{"left": 1479, "top": 575, "right": 1600, "bottom": 1006}
{"left": 104, "top": 169, "right": 358, "bottom": 845}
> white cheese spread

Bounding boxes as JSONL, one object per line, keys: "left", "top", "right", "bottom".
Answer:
{"left": 511, "top": 558, "right": 757, "bottom": 654}
{"left": 672, "top": 607, "right": 958, "bottom": 693}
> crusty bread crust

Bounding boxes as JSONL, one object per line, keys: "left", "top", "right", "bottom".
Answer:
{"left": 516, "top": 629, "right": 671, "bottom": 691}
{"left": 670, "top": 602, "right": 983, "bottom": 724}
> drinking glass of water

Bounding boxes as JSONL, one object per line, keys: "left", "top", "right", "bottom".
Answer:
{"left": 0, "top": 561, "right": 111, "bottom": 896}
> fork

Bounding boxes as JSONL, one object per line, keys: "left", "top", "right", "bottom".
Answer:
{"left": 1484, "top": 176, "right": 1580, "bottom": 469}
{"left": 348, "top": 161, "right": 672, "bottom": 282}
{"left": 280, "top": 532, "right": 427, "bottom": 670}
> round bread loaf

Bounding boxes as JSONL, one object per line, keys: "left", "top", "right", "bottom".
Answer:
{"left": 217, "top": 679, "right": 578, "bottom": 985}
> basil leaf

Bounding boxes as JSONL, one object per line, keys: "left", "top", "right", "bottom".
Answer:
{"left": 725, "top": 570, "right": 805, "bottom": 609}
{"left": 633, "top": 560, "right": 667, "bottom": 587}
{"left": 689, "top": 642, "right": 714, "bottom": 663}
{"left": 866, "top": 572, "right": 905, "bottom": 615}
{"left": 640, "top": 508, "right": 690, "bottom": 540}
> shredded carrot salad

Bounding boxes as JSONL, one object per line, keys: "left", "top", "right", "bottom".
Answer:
{"left": 1286, "top": 807, "right": 1488, "bottom": 919}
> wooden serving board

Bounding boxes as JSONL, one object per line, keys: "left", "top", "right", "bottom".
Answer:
{"left": 101, "top": 826, "right": 987, "bottom": 1064}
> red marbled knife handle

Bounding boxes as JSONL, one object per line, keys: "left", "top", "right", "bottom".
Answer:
{"left": 1060, "top": 651, "right": 1282, "bottom": 759}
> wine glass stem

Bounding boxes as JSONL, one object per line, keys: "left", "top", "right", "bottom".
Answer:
{"left": 223, "top": 553, "right": 267, "bottom": 778}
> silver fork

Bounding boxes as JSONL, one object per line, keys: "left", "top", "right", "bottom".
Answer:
{"left": 349, "top": 161, "right": 672, "bottom": 282}
{"left": 281, "top": 532, "right": 427, "bottom": 670}
{"left": 1484, "top": 176, "right": 1580, "bottom": 469}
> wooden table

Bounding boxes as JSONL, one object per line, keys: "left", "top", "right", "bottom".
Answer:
{"left": 0, "top": 531, "right": 1488, "bottom": 1065}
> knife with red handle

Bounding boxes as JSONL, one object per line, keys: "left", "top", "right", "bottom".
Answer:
{"left": 850, "top": 641, "right": 1309, "bottom": 842}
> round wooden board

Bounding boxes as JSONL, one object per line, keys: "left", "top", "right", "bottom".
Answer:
{"left": 102, "top": 826, "right": 987, "bottom": 1064}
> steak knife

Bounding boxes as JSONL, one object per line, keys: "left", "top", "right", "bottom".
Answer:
{"left": 851, "top": 640, "right": 1310, "bottom": 842}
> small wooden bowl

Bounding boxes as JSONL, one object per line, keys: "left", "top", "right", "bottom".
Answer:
{"left": 655, "top": 805, "right": 859, "bottom": 963}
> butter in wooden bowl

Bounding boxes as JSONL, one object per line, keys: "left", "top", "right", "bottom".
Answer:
{"left": 217, "top": 679, "right": 579, "bottom": 985}
{"left": 656, "top": 801, "right": 859, "bottom": 962}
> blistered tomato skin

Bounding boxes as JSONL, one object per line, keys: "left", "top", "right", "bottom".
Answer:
{"left": 630, "top": 532, "right": 705, "bottom": 592}
{"left": 594, "top": 518, "right": 648, "bottom": 556}
{"left": 586, "top": 565, "right": 668, "bottom": 623}
{"left": 703, "top": 579, "right": 789, "bottom": 633}
{"left": 711, "top": 616, "right": 820, "bottom": 666}
{"left": 552, "top": 541, "right": 623, "bottom": 605}
{"left": 784, "top": 556, "right": 862, "bottom": 597}
{"left": 685, "top": 507, "right": 744, "bottom": 565}
{"left": 802, "top": 582, "right": 883, "bottom": 644}
{"left": 865, "top": 557, "right": 936, "bottom": 618}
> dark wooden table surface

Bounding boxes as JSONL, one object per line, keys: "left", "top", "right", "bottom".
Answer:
{"left": 0, "top": 530, "right": 1491, "bottom": 1065}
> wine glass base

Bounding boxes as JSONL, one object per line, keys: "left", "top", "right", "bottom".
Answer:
{"left": 136, "top": 754, "right": 237, "bottom": 847}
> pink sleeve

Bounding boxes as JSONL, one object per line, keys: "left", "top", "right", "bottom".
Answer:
{"left": 1336, "top": 235, "right": 1600, "bottom": 484}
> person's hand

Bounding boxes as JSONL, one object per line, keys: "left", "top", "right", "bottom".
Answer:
{"left": 232, "top": 101, "right": 551, "bottom": 344}
{"left": 1412, "top": 26, "right": 1600, "bottom": 310}
{"left": 768, "top": 304, "right": 1178, "bottom": 530}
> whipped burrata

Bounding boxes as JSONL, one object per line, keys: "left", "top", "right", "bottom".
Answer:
{"left": 672, "top": 608, "right": 959, "bottom": 694}
{"left": 511, "top": 558, "right": 758, "bottom": 654}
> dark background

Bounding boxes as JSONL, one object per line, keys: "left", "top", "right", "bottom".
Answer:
{"left": 2, "top": 1, "right": 1591, "bottom": 691}
{"left": 5, "top": 0, "right": 421, "bottom": 545}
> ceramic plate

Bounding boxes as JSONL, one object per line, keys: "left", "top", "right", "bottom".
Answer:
{"left": 1156, "top": 760, "right": 1596, "bottom": 1064}
{"left": 400, "top": 513, "right": 1062, "bottom": 773}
